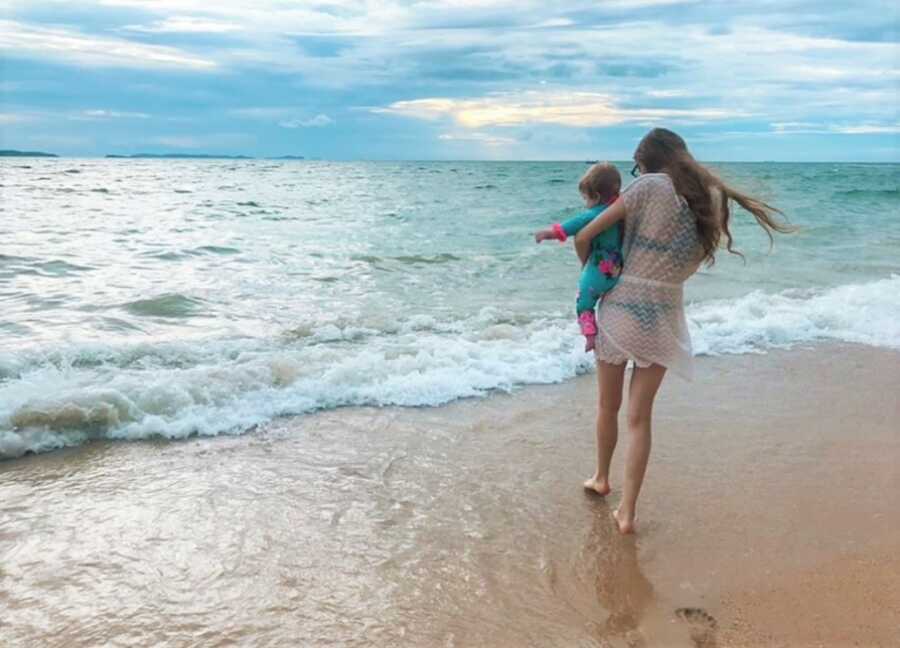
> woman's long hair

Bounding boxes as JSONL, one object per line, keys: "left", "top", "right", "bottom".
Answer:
{"left": 634, "top": 128, "right": 792, "bottom": 264}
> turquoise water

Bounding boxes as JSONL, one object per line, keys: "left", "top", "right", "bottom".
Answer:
{"left": 1, "top": 160, "right": 898, "bottom": 457}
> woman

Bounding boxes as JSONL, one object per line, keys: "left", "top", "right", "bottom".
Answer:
{"left": 574, "top": 128, "right": 789, "bottom": 534}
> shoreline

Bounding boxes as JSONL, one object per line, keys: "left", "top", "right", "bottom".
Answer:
{"left": 2, "top": 342, "right": 898, "bottom": 646}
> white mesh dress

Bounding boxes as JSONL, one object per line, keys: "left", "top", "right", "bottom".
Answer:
{"left": 595, "top": 173, "right": 705, "bottom": 379}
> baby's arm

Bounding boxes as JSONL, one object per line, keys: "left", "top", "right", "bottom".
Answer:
{"left": 533, "top": 209, "right": 598, "bottom": 244}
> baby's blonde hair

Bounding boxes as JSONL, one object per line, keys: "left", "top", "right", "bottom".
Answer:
{"left": 579, "top": 162, "right": 621, "bottom": 204}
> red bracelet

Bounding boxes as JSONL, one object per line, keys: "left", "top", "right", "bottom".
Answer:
{"left": 551, "top": 223, "right": 567, "bottom": 242}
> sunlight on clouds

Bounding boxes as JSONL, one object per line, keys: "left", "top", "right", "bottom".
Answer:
{"left": 376, "top": 92, "right": 742, "bottom": 128}
{"left": 0, "top": 20, "right": 216, "bottom": 70}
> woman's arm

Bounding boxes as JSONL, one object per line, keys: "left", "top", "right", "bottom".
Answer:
{"left": 574, "top": 198, "right": 626, "bottom": 264}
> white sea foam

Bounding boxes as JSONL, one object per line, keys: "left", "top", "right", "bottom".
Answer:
{"left": 688, "top": 275, "right": 900, "bottom": 355}
{"left": 0, "top": 313, "right": 592, "bottom": 458}
{"left": 2, "top": 276, "right": 898, "bottom": 459}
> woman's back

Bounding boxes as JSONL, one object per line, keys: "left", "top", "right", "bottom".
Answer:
{"left": 620, "top": 173, "right": 703, "bottom": 284}
{"left": 595, "top": 173, "right": 704, "bottom": 379}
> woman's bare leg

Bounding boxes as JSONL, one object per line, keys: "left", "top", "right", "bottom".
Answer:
{"left": 613, "top": 364, "right": 667, "bottom": 534}
{"left": 584, "top": 361, "right": 626, "bottom": 496}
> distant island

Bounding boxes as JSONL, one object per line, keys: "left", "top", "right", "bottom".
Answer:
{"left": 104, "top": 153, "right": 306, "bottom": 160}
{"left": 1, "top": 150, "right": 307, "bottom": 160}
{"left": 0, "top": 149, "right": 58, "bottom": 157}
{"left": 106, "top": 153, "right": 254, "bottom": 159}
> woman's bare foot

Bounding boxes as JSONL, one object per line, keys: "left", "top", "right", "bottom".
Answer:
{"left": 612, "top": 508, "right": 636, "bottom": 534}
{"left": 583, "top": 476, "right": 611, "bottom": 496}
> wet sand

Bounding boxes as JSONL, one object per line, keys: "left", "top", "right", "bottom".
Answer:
{"left": 1, "top": 343, "right": 898, "bottom": 647}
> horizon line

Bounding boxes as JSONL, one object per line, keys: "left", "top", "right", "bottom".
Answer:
{"left": 2, "top": 154, "right": 898, "bottom": 164}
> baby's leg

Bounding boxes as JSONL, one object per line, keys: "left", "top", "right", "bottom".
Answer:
{"left": 576, "top": 264, "right": 603, "bottom": 352}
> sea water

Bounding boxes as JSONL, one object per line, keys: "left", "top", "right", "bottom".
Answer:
{"left": 1, "top": 159, "right": 898, "bottom": 458}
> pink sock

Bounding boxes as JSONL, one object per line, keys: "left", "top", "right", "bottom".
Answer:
{"left": 578, "top": 311, "right": 598, "bottom": 336}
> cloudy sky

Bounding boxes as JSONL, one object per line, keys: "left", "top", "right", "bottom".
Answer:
{"left": 1, "top": 0, "right": 898, "bottom": 160}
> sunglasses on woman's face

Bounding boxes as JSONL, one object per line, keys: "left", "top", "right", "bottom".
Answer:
{"left": 630, "top": 164, "right": 640, "bottom": 178}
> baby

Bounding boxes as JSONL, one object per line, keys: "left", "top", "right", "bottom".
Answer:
{"left": 535, "top": 162, "right": 623, "bottom": 351}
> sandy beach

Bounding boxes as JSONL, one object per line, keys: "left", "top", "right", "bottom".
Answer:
{"left": 1, "top": 343, "right": 898, "bottom": 647}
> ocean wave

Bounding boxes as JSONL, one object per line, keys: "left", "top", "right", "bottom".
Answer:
{"left": 833, "top": 188, "right": 900, "bottom": 199}
{"left": 0, "top": 313, "right": 591, "bottom": 458}
{"left": 121, "top": 293, "right": 205, "bottom": 318}
{"left": 194, "top": 245, "right": 240, "bottom": 255}
{"left": 350, "top": 253, "right": 462, "bottom": 267}
{"left": 2, "top": 277, "right": 898, "bottom": 459}
{"left": 689, "top": 275, "right": 900, "bottom": 355}
{"left": 0, "top": 257, "right": 94, "bottom": 278}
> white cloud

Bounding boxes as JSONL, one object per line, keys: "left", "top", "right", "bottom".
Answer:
{"left": 376, "top": 91, "right": 743, "bottom": 128}
{"left": 438, "top": 131, "right": 516, "bottom": 145}
{"left": 0, "top": 112, "right": 34, "bottom": 124}
{"left": 533, "top": 18, "right": 575, "bottom": 28}
{"left": 150, "top": 133, "right": 255, "bottom": 149}
{"left": 278, "top": 114, "right": 334, "bottom": 128}
{"left": 767, "top": 122, "right": 900, "bottom": 135}
{"left": 226, "top": 107, "right": 334, "bottom": 127}
{"left": 122, "top": 16, "right": 242, "bottom": 34}
{"left": 0, "top": 19, "right": 216, "bottom": 70}
{"left": 79, "top": 109, "right": 151, "bottom": 119}
{"left": 646, "top": 89, "right": 693, "bottom": 99}
{"left": 771, "top": 122, "right": 818, "bottom": 131}
{"left": 0, "top": 108, "right": 154, "bottom": 124}
{"left": 829, "top": 124, "right": 900, "bottom": 135}
{"left": 600, "top": 0, "right": 699, "bottom": 6}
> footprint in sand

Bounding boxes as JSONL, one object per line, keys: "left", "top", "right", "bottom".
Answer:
{"left": 675, "top": 607, "right": 718, "bottom": 648}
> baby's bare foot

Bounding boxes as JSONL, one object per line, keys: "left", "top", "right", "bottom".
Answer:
{"left": 612, "top": 508, "right": 636, "bottom": 534}
{"left": 583, "top": 476, "right": 611, "bottom": 496}
{"left": 584, "top": 335, "right": 596, "bottom": 352}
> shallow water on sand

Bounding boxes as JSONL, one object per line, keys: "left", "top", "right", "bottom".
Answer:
{"left": 3, "top": 347, "right": 898, "bottom": 647}
{"left": 1, "top": 409, "right": 663, "bottom": 647}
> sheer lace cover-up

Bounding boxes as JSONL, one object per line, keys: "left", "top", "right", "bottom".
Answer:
{"left": 595, "top": 173, "right": 704, "bottom": 379}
